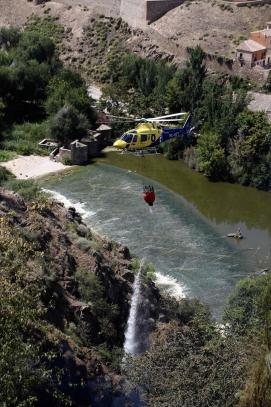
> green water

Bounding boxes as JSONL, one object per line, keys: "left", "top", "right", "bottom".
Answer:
{"left": 98, "top": 152, "right": 271, "bottom": 260}
{"left": 43, "top": 154, "right": 271, "bottom": 319}
{"left": 99, "top": 153, "right": 271, "bottom": 230}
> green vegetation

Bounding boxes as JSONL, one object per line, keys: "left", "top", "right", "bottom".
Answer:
{"left": 0, "top": 20, "right": 95, "bottom": 159}
{"left": 127, "top": 272, "right": 271, "bottom": 406}
{"left": 75, "top": 268, "right": 120, "bottom": 343}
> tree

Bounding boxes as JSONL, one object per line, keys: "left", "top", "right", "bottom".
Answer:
{"left": 0, "top": 27, "right": 21, "bottom": 49}
{"left": 49, "top": 105, "right": 89, "bottom": 146}
{"left": 126, "top": 307, "right": 248, "bottom": 407}
{"left": 16, "top": 32, "right": 55, "bottom": 64}
{"left": 196, "top": 132, "right": 228, "bottom": 180}
{"left": 45, "top": 70, "right": 96, "bottom": 124}
{"left": 228, "top": 110, "right": 271, "bottom": 189}
{"left": 166, "top": 46, "right": 206, "bottom": 113}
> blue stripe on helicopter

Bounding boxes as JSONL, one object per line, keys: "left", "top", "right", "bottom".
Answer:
{"left": 151, "top": 115, "right": 192, "bottom": 146}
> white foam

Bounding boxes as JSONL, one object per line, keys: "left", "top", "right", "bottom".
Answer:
{"left": 155, "top": 271, "right": 187, "bottom": 299}
{"left": 124, "top": 260, "right": 144, "bottom": 355}
{"left": 43, "top": 189, "right": 96, "bottom": 219}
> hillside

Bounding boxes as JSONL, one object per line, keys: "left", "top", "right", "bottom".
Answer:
{"left": 151, "top": 0, "right": 271, "bottom": 59}
{"left": 1, "top": 0, "right": 271, "bottom": 81}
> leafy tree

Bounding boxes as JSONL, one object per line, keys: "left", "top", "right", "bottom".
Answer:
{"left": 45, "top": 70, "right": 96, "bottom": 124}
{"left": 166, "top": 46, "right": 206, "bottom": 113}
{"left": 16, "top": 32, "right": 55, "bottom": 64}
{"left": 0, "top": 27, "right": 21, "bottom": 49}
{"left": 126, "top": 312, "right": 248, "bottom": 407}
{"left": 195, "top": 79, "right": 248, "bottom": 144}
{"left": 196, "top": 132, "right": 228, "bottom": 180}
{"left": 228, "top": 111, "right": 271, "bottom": 189}
{"left": 224, "top": 274, "right": 271, "bottom": 337}
{"left": 49, "top": 105, "right": 89, "bottom": 146}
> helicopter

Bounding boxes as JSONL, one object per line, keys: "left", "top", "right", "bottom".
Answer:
{"left": 112, "top": 112, "right": 192, "bottom": 151}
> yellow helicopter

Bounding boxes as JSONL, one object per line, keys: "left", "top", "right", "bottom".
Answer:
{"left": 112, "top": 112, "right": 192, "bottom": 151}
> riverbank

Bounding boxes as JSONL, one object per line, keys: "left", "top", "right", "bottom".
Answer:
{"left": 0, "top": 155, "right": 69, "bottom": 179}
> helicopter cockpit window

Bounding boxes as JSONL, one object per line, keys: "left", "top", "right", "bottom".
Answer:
{"left": 122, "top": 134, "right": 133, "bottom": 143}
{"left": 132, "top": 135, "right": 138, "bottom": 143}
{"left": 140, "top": 134, "right": 148, "bottom": 142}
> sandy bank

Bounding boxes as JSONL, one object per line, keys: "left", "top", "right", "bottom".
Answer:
{"left": 1, "top": 155, "right": 68, "bottom": 179}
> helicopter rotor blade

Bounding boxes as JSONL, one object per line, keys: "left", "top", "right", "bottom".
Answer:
{"left": 144, "top": 112, "right": 187, "bottom": 121}
{"left": 151, "top": 118, "right": 186, "bottom": 123}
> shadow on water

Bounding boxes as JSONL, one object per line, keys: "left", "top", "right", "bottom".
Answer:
{"left": 43, "top": 159, "right": 270, "bottom": 319}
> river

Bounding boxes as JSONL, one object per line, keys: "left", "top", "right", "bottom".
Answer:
{"left": 43, "top": 152, "right": 271, "bottom": 319}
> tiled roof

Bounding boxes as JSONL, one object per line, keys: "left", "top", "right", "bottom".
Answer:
{"left": 237, "top": 39, "right": 266, "bottom": 53}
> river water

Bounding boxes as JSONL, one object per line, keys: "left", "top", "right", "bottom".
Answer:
{"left": 44, "top": 153, "right": 271, "bottom": 319}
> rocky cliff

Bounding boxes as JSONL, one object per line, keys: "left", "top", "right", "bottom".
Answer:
{"left": 0, "top": 186, "right": 166, "bottom": 405}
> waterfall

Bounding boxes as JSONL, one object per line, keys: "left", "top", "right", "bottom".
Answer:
{"left": 123, "top": 261, "right": 143, "bottom": 355}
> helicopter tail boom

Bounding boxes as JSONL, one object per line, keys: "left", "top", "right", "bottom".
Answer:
{"left": 158, "top": 114, "right": 192, "bottom": 144}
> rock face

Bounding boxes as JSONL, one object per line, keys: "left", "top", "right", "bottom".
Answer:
{"left": 0, "top": 188, "right": 168, "bottom": 405}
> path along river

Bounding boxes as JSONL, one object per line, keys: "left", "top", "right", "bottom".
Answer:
{"left": 44, "top": 152, "right": 271, "bottom": 319}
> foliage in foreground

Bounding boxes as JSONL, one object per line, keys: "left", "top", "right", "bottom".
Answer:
{"left": 126, "top": 272, "right": 271, "bottom": 407}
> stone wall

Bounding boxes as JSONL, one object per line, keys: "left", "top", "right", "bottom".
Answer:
{"left": 146, "top": 0, "right": 185, "bottom": 24}
{"left": 120, "top": 0, "right": 146, "bottom": 28}
{"left": 70, "top": 140, "right": 88, "bottom": 165}
{"left": 120, "top": 0, "right": 185, "bottom": 27}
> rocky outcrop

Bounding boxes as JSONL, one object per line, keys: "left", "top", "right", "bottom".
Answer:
{"left": 0, "top": 188, "right": 167, "bottom": 405}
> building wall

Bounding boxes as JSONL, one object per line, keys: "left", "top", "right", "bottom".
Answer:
{"left": 71, "top": 141, "right": 88, "bottom": 165}
{"left": 250, "top": 32, "right": 267, "bottom": 47}
{"left": 120, "top": 0, "right": 146, "bottom": 28}
{"left": 237, "top": 50, "right": 253, "bottom": 66}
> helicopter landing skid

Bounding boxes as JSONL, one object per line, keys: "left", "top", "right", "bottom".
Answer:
{"left": 118, "top": 147, "right": 159, "bottom": 156}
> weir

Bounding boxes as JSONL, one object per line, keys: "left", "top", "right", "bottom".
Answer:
{"left": 124, "top": 262, "right": 143, "bottom": 355}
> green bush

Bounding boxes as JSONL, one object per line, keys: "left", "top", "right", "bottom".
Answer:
{"left": 75, "top": 268, "right": 119, "bottom": 342}
{"left": 196, "top": 132, "right": 228, "bottom": 180}
{"left": 49, "top": 105, "right": 89, "bottom": 147}
{"left": 0, "top": 27, "right": 21, "bottom": 49}
{"left": 5, "top": 179, "right": 42, "bottom": 201}
{"left": 0, "top": 150, "right": 17, "bottom": 162}
{"left": 1, "top": 122, "right": 49, "bottom": 155}
{"left": 0, "top": 165, "right": 13, "bottom": 185}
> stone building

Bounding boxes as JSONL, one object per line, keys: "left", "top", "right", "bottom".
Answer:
{"left": 237, "top": 23, "right": 271, "bottom": 68}
{"left": 49, "top": 126, "right": 112, "bottom": 165}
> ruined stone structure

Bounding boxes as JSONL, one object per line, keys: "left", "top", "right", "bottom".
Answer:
{"left": 50, "top": 126, "right": 112, "bottom": 165}
{"left": 53, "top": 0, "right": 184, "bottom": 27}
{"left": 120, "top": 0, "right": 185, "bottom": 27}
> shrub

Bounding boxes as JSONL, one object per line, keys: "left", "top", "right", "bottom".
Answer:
{"left": 6, "top": 179, "right": 41, "bottom": 201}
{"left": 0, "top": 165, "right": 13, "bottom": 185}
{"left": 49, "top": 105, "right": 89, "bottom": 147}
{"left": 0, "top": 150, "right": 17, "bottom": 162}
{"left": 196, "top": 132, "right": 228, "bottom": 180}
{"left": 1, "top": 122, "right": 49, "bottom": 155}
{"left": 0, "top": 27, "right": 21, "bottom": 49}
